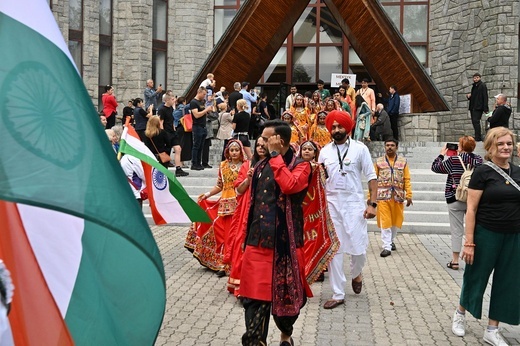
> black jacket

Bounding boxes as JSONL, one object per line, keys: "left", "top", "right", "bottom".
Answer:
{"left": 488, "top": 104, "right": 512, "bottom": 128}
{"left": 468, "top": 81, "right": 489, "bottom": 112}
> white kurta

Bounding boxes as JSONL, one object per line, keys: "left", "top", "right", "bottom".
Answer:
{"left": 318, "top": 139, "right": 376, "bottom": 255}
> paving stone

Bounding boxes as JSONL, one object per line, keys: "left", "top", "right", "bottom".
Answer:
{"left": 152, "top": 227, "right": 520, "bottom": 345}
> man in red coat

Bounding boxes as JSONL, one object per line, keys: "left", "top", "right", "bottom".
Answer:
{"left": 240, "top": 119, "right": 313, "bottom": 346}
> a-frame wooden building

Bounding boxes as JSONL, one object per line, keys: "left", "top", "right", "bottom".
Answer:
{"left": 186, "top": 0, "right": 449, "bottom": 113}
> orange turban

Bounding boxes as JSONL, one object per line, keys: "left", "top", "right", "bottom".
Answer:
{"left": 325, "top": 110, "right": 354, "bottom": 134}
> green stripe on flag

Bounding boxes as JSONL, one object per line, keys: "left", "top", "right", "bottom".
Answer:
{"left": 65, "top": 221, "right": 165, "bottom": 345}
{"left": 120, "top": 138, "right": 211, "bottom": 223}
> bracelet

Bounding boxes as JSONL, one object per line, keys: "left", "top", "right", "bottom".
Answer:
{"left": 204, "top": 192, "right": 210, "bottom": 198}
{"left": 464, "top": 243, "right": 476, "bottom": 247}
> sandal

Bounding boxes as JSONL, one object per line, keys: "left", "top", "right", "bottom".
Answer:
{"left": 447, "top": 261, "right": 459, "bottom": 270}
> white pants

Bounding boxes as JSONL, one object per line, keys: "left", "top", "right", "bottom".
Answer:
{"left": 329, "top": 252, "right": 366, "bottom": 300}
{"left": 381, "top": 226, "right": 398, "bottom": 250}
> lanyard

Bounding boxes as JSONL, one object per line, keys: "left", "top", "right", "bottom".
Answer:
{"left": 385, "top": 155, "right": 398, "bottom": 190}
{"left": 335, "top": 138, "right": 350, "bottom": 172}
{"left": 385, "top": 155, "right": 397, "bottom": 175}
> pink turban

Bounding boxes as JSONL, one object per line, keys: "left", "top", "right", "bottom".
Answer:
{"left": 325, "top": 110, "right": 354, "bottom": 134}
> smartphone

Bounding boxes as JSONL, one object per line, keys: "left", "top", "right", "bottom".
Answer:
{"left": 446, "top": 143, "right": 458, "bottom": 156}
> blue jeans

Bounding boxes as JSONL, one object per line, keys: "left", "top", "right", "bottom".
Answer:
{"left": 191, "top": 125, "right": 206, "bottom": 166}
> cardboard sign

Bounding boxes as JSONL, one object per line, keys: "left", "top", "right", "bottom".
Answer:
{"left": 331, "top": 73, "right": 356, "bottom": 88}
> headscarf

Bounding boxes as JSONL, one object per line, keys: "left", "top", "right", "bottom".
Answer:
{"left": 299, "top": 140, "right": 320, "bottom": 161}
{"left": 224, "top": 139, "right": 246, "bottom": 162}
{"left": 325, "top": 110, "right": 354, "bottom": 134}
{"left": 291, "top": 93, "right": 305, "bottom": 108}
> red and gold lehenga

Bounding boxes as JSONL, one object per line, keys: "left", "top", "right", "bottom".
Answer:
{"left": 303, "top": 163, "right": 340, "bottom": 284}
{"left": 187, "top": 159, "right": 242, "bottom": 272}
{"left": 224, "top": 161, "right": 252, "bottom": 296}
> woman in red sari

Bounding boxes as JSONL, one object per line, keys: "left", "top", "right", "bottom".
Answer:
{"left": 225, "top": 137, "right": 268, "bottom": 296}
{"left": 299, "top": 140, "right": 340, "bottom": 284}
{"left": 190, "top": 139, "right": 246, "bottom": 276}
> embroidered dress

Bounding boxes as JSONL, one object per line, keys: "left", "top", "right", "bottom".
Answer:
{"left": 303, "top": 163, "right": 339, "bottom": 284}
{"left": 192, "top": 160, "right": 241, "bottom": 271}
{"left": 290, "top": 106, "right": 311, "bottom": 131}
{"left": 309, "top": 125, "right": 331, "bottom": 148}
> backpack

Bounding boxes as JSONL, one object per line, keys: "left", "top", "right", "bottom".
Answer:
{"left": 455, "top": 156, "right": 473, "bottom": 202}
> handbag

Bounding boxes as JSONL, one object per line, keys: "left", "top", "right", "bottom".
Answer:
{"left": 180, "top": 112, "right": 193, "bottom": 132}
{"left": 485, "top": 162, "right": 520, "bottom": 191}
{"left": 149, "top": 137, "right": 171, "bottom": 164}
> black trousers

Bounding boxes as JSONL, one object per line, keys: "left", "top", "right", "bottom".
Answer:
{"left": 470, "top": 110, "right": 484, "bottom": 140}
{"left": 241, "top": 298, "right": 304, "bottom": 346}
{"left": 389, "top": 113, "right": 399, "bottom": 140}
{"left": 202, "top": 138, "right": 211, "bottom": 166}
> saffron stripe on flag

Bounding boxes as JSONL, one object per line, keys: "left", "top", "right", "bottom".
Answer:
{"left": 0, "top": 201, "right": 74, "bottom": 345}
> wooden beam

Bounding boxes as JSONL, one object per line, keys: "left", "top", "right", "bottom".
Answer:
{"left": 185, "top": 0, "right": 309, "bottom": 100}
{"left": 324, "top": 0, "right": 449, "bottom": 112}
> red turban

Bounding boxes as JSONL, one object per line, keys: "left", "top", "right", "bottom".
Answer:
{"left": 325, "top": 110, "right": 354, "bottom": 134}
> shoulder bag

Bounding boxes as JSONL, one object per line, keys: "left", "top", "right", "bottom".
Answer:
{"left": 149, "top": 136, "right": 171, "bottom": 164}
{"left": 485, "top": 162, "right": 520, "bottom": 192}
{"left": 180, "top": 112, "right": 193, "bottom": 132}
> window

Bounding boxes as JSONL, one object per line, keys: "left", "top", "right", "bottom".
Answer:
{"left": 68, "top": 0, "right": 83, "bottom": 73}
{"left": 213, "top": 1, "right": 430, "bottom": 85}
{"left": 99, "top": 0, "right": 112, "bottom": 108}
{"left": 152, "top": 0, "right": 168, "bottom": 89}
{"left": 381, "top": 0, "right": 429, "bottom": 64}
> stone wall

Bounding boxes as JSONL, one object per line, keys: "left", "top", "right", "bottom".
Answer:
{"left": 50, "top": 0, "right": 214, "bottom": 111}
{"left": 113, "top": 0, "right": 153, "bottom": 109}
{"left": 429, "top": 0, "right": 519, "bottom": 141}
{"left": 170, "top": 0, "right": 214, "bottom": 97}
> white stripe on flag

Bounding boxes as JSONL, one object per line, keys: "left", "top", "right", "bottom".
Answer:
{"left": 0, "top": 1, "right": 76, "bottom": 71}
{"left": 18, "top": 204, "right": 84, "bottom": 318}
{"left": 122, "top": 127, "right": 157, "bottom": 160}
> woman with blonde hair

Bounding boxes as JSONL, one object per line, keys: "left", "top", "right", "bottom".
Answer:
{"left": 144, "top": 116, "right": 170, "bottom": 168}
{"left": 451, "top": 127, "right": 520, "bottom": 345}
{"left": 431, "top": 135, "right": 483, "bottom": 269}
{"left": 232, "top": 99, "right": 253, "bottom": 159}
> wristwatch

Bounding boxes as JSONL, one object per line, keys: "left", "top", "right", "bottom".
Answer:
{"left": 368, "top": 201, "right": 378, "bottom": 208}
{"left": 270, "top": 150, "right": 279, "bottom": 157}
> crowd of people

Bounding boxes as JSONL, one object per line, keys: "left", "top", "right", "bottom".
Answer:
{"left": 281, "top": 78, "right": 401, "bottom": 146}
{"left": 98, "top": 73, "right": 519, "bottom": 346}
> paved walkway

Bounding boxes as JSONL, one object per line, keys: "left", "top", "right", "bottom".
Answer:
{"left": 152, "top": 227, "right": 520, "bottom": 346}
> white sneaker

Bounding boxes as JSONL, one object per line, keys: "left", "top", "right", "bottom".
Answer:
{"left": 451, "top": 310, "right": 465, "bottom": 337}
{"left": 483, "top": 328, "right": 509, "bottom": 346}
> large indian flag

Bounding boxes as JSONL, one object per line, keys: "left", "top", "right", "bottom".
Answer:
{"left": 0, "top": 2, "right": 165, "bottom": 345}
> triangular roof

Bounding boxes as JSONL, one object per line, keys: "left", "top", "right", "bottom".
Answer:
{"left": 186, "top": 0, "right": 449, "bottom": 113}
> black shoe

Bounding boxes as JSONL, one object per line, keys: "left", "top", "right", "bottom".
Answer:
{"left": 167, "top": 162, "right": 175, "bottom": 167}
{"left": 380, "top": 249, "right": 392, "bottom": 257}
{"left": 190, "top": 165, "right": 203, "bottom": 171}
{"left": 175, "top": 168, "right": 189, "bottom": 177}
{"left": 216, "top": 270, "right": 226, "bottom": 277}
{"left": 391, "top": 242, "right": 396, "bottom": 251}
{"left": 202, "top": 164, "right": 213, "bottom": 169}
{"left": 316, "top": 273, "right": 325, "bottom": 282}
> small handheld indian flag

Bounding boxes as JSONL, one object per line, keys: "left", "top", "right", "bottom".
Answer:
{"left": 119, "top": 120, "right": 211, "bottom": 224}
{"left": 0, "top": 1, "right": 166, "bottom": 344}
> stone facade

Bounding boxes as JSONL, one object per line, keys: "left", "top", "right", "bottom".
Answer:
{"left": 50, "top": 0, "right": 213, "bottom": 113}
{"left": 49, "top": 1, "right": 519, "bottom": 141}
{"left": 429, "top": 0, "right": 519, "bottom": 141}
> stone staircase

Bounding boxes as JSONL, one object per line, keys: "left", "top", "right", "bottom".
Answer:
{"left": 143, "top": 139, "right": 492, "bottom": 235}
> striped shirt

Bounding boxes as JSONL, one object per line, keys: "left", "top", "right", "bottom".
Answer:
{"left": 431, "top": 152, "right": 484, "bottom": 203}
